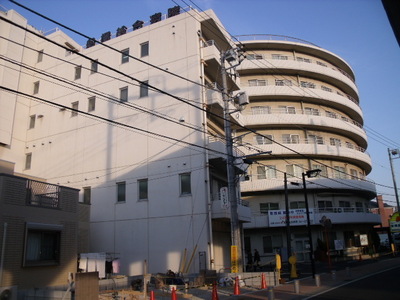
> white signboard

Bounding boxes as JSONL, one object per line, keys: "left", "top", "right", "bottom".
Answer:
{"left": 360, "top": 234, "right": 368, "bottom": 246}
{"left": 334, "top": 239, "right": 344, "bottom": 250}
{"left": 220, "top": 187, "right": 229, "bottom": 209}
{"left": 268, "top": 209, "right": 315, "bottom": 227}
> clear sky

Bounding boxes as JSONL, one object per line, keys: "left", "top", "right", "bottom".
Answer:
{"left": 2, "top": 0, "right": 399, "bottom": 206}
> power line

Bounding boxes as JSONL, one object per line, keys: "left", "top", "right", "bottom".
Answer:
{"left": 0, "top": 86, "right": 229, "bottom": 158}
{"left": 2, "top": 3, "right": 395, "bottom": 194}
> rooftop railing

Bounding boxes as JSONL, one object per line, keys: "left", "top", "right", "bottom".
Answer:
{"left": 26, "top": 179, "right": 60, "bottom": 209}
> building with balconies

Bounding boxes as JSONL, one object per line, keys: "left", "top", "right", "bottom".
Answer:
{"left": 235, "top": 36, "right": 380, "bottom": 263}
{"left": 0, "top": 6, "right": 250, "bottom": 277}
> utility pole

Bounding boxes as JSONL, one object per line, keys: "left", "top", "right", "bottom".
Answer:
{"left": 220, "top": 48, "right": 243, "bottom": 272}
{"left": 284, "top": 173, "right": 292, "bottom": 259}
{"left": 388, "top": 148, "right": 400, "bottom": 212}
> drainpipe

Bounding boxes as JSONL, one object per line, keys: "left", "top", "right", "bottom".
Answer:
{"left": 0, "top": 223, "right": 8, "bottom": 286}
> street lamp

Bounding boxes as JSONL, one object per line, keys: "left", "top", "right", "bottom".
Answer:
{"left": 302, "top": 169, "right": 321, "bottom": 278}
{"left": 388, "top": 148, "right": 400, "bottom": 212}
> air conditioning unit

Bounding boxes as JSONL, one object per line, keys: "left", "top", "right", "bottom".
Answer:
{"left": 237, "top": 92, "right": 249, "bottom": 106}
{"left": 0, "top": 286, "right": 17, "bottom": 300}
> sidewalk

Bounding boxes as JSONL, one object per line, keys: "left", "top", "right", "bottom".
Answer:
{"left": 217, "top": 255, "right": 400, "bottom": 299}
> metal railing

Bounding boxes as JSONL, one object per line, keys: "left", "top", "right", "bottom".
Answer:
{"left": 26, "top": 179, "right": 60, "bottom": 208}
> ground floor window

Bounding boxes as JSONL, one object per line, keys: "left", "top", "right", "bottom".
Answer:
{"left": 24, "top": 223, "right": 62, "bottom": 266}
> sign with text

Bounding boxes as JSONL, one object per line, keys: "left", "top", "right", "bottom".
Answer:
{"left": 231, "top": 245, "right": 238, "bottom": 273}
{"left": 268, "top": 209, "right": 315, "bottom": 227}
{"left": 220, "top": 187, "right": 229, "bottom": 209}
{"left": 390, "top": 212, "right": 400, "bottom": 233}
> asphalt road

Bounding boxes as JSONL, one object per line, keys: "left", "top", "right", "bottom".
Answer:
{"left": 304, "top": 263, "right": 400, "bottom": 300}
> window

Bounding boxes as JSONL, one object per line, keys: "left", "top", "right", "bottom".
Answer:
{"left": 262, "top": 235, "right": 283, "bottom": 254}
{"left": 311, "top": 164, "right": 328, "bottom": 178}
{"left": 339, "top": 201, "right": 351, "bottom": 212}
{"left": 326, "top": 111, "right": 337, "bottom": 119}
{"left": 256, "top": 165, "right": 277, "bottom": 179}
{"left": 296, "top": 57, "right": 311, "bottom": 63}
{"left": 318, "top": 201, "right": 333, "bottom": 211}
{"left": 25, "top": 153, "right": 32, "bottom": 169}
{"left": 251, "top": 106, "right": 271, "bottom": 115}
{"left": 330, "top": 138, "right": 341, "bottom": 147}
{"left": 345, "top": 142, "right": 354, "bottom": 149}
{"left": 272, "top": 54, "right": 288, "bottom": 60}
{"left": 180, "top": 173, "right": 191, "bottom": 195}
{"left": 255, "top": 134, "right": 273, "bottom": 145}
{"left": 282, "top": 134, "right": 300, "bottom": 144}
{"left": 333, "top": 166, "right": 347, "bottom": 179}
{"left": 290, "top": 201, "right": 305, "bottom": 209}
{"left": 29, "top": 115, "right": 36, "bottom": 129}
{"left": 316, "top": 61, "right": 328, "bottom": 67}
{"left": 350, "top": 169, "right": 358, "bottom": 179}
{"left": 88, "top": 96, "right": 96, "bottom": 112}
{"left": 321, "top": 85, "right": 332, "bottom": 92}
{"left": 74, "top": 65, "right": 82, "bottom": 80}
{"left": 83, "top": 187, "right": 91, "bottom": 204}
{"left": 33, "top": 81, "right": 40, "bottom": 94}
{"left": 286, "top": 164, "right": 304, "bottom": 178}
{"left": 117, "top": 181, "right": 126, "bottom": 202}
{"left": 355, "top": 202, "right": 364, "bottom": 212}
{"left": 248, "top": 79, "right": 267, "bottom": 86}
{"left": 304, "top": 107, "right": 320, "bottom": 116}
{"left": 300, "top": 81, "right": 315, "bottom": 88}
{"left": 138, "top": 179, "right": 148, "bottom": 200}
{"left": 121, "top": 48, "right": 130, "bottom": 63}
{"left": 279, "top": 106, "right": 296, "bottom": 114}
{"left": 140, "top": 81, "right": 149, "bottom": 98}
{"left": 120, "top": 86, "right": 128, "bottom": 102}
{"left": 71, "top": 101, "right": 79, "bottom": 117}
{"left": 275, "top": 79, "right": 292, "bottom": 86}
{"left": 308, "top": 135, "right": 324, "bottom": 145}
{"left": 247, "top": 53, "right": 263, "bottom": 60}
{"left": 37, "top": 50, "right": 44, "bottom": 63}
{"left": 23, "top": 223, "right": 62, "bottom": 266}
{"left": 141, "top": 42, "right": 149, "bottom": 57}
{"left": 90, "top": 59, "right": 98, "bottom": 74}
{"left": 260, "top": 202, "right": 279, "bottom": 214}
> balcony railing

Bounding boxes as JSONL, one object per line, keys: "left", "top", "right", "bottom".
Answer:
{"left": 26, "top": 179, "right": 60, "bottom": 208}
{"left": 243, "top": 107, "right": 363, "bottom": 129}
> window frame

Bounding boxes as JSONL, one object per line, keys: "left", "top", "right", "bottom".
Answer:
{"left": 120, "top": 86, "right": 128, "bottom": 102}
{"left": 139, "top": 81, "right": 149, "bottom": 98}
{"left": 138, "top": 178, "right": 148, "bottom": 201}
{"left": 25, "top": 153, "right": 32, "bottom": 170}
{"left": 37, "top": 50, "right": 44, "bottom": 63}
{"left": 23, "top": 223, "right": 62, "bottom": 267}
{"left": 90, "top": 59, "right": 98, "bottom": 74}
{"left": 260, "top": 202, "right": 279, "bottom": 214}
{"left": 74, "top": 65, "right": 82, "bottom": 80}
{"left": 256, "top": 165, "right": 277, "bottom": 180}
{"left": 117, "top": 181, "right": 126, "bottom": 202}
{"left": 121, "top": 48, "right": 130, "bottom": 64}
{"left": 29, "top": 114, "right": 36, "bottom": 129}
{"left": 255, "top": 134, "right": 273, "bottom": 145}
{"left": 180, "top": 173, "right": 191, "bottom": 196}
{"left": 251, "top": 106, "right": 271, "bottom": 115}
{"left": 71, "top": 101, "right": 79, "bottom": 117}
{"left": 33, "top": 81, "right": 40, "bottom": 94}
{"left": 88, "top": 96, "right": 96, "bottom": 112}
{"left": 83, "top": 186, "right": 91, "bottom": 204}
{"left": 140, "top": 42, "right": 149, "bottom": 57}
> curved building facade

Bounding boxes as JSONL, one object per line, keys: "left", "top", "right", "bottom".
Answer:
{"left": 235, "top": 36, "right": 379, "bottom": 263}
